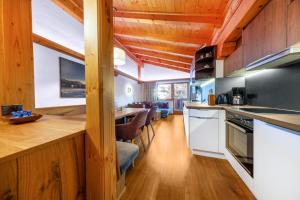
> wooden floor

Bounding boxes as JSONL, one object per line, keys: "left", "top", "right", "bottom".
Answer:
{"left": 121, "top": 115, "right": 255, "bottom": 200}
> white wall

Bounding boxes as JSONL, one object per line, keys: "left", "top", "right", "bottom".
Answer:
{"left": 116, "top": 56, "right": 139, "bottom": 79}
{"left": 32, "top": 0, "right": 84, "bottom": 53}
{"left": 141, "top": 64, "right": 190, "bottom": 81}
{"left": 34, "top": 43, "right": 86, "bottom": 108}
{"left": 114, "top": 75, "right": 142, "bottom": 108}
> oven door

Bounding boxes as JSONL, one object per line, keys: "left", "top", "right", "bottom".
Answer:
{"left": 226, "top": 120, "right": 253, "bottom": 176}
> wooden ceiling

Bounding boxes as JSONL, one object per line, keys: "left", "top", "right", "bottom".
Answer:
{"left": 51, "top": 0, "right": 268, "bottom": 72}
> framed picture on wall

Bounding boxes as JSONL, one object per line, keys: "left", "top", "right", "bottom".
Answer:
{"left": 59, "top": 57, "right": 86, "bottom": 98}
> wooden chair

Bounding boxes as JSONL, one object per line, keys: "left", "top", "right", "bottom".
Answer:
{"left": 145, "top": 106, "right": 157, "bottom": 143}
{"left": 115, "top": 110, "right": 148, "bottom": 151}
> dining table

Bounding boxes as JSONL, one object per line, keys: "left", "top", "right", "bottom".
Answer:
{"left": 59, "top": 107, "right": 147, "bottom": 122}
{"left": 115, "top": 107, "right": 147, "bottom": 120}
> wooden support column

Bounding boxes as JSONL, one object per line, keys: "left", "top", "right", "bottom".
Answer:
{"left": 84, "top": 0, "right": 116, "bottom": 199}
{"left": 138, "top": 62, "right": 143, "bottom": 81}
{"left": 0, "top": 0, "right": 35, "bottom": 110}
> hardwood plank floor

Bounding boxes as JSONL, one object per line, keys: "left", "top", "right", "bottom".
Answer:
{"left": 121, "top": 115, "right": 255, "bottom": 200}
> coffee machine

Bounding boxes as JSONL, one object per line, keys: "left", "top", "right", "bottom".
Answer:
{"left": 231, "top": 87, "right": 246, "bottom": 105}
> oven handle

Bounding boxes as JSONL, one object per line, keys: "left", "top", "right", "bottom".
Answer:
{"left": 225, "top": 120, "right": 248, "bottom": 133}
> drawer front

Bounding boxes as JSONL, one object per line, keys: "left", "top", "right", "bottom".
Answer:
{"left": 189, "top": 109, "right": 219, "bottom": 118}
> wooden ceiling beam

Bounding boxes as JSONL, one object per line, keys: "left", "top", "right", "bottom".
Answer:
{"left": 114, "top": 10, "right": 223, "bottom": 27}
{"left": 33, "top": 33, "right": 85, "bottom": 60}
{"left": 114, "top": 33, "right": 204, "bottom": 48}
{"left": 130, "top": 48, "right": 193, "bottom": 63}
{"left": 135, "top": 53, "right": 191, "bottom": 65}
{"left": 138, "top": 55, "right": 191, "bottom": 69}
{"left": 52, "top": 0, "right": 142, "bottom": 65}
{"left": 121, "top": 40, "right": 196, "bottom": 57}
{"left": 52, "top": 0, "right": 83, "bottom": 23}
{"left": 113, "top": 38, "right": 142, "bottom": 64}
{"left": 143, "top": 60, "right": 190, "bottom": 73}
{"left": 128, "top": 47, "right": 194, "bottom": 59}
{"left": 212, "top": 0, "right": 269, "bottom": 57}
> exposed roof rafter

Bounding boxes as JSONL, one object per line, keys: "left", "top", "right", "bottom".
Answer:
{"left": 114, "top": 33, "right": 208, "bottom": 47}
{"left": 138, "top": 55, "right": 191, "bottom": 69}
{"left": 114, "top": 10, "right": 223, "bottom": 27}
{"left": 143, "top": 60, "right": 190, "bottom": 73}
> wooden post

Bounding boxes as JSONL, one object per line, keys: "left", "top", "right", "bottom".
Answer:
{"left": 84, "top": 0, "right": 116, "bottom": 199}
{"left": 138, "top": 63, "right": 142, "bottom": 81}
{"left": 0, "top": 0, "right": 35, "bottom": 110}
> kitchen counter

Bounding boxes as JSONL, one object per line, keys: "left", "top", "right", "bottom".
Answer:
{"left": 0, "top": 115, "right": 86, "bottom": 163}
{"left": 185, "top": 102, "right": 300, "bottom": 133}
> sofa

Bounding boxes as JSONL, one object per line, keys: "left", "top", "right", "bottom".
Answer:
{"left": 154, "top": 101, "right": 173, "bottom": 118}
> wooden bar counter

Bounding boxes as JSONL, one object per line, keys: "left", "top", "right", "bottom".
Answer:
{"left": 0, "top": 115, "right": 86, "bottom": 199}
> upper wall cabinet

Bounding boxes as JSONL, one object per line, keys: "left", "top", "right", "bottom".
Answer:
{"left": 287, "top": 0, "right": 300, "bottom": 46}
{"left": 224, "top": 44, "right": 243, "bottom": 77}
{"left": 243, "top": 0, "right": 287, "bottom": 66}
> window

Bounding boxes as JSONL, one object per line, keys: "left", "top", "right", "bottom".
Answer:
{"left": 157, "top": 84, "right": 172, "bottom": 100}
{"left": 174, "top": 83, "right": 188, "bottom": 99}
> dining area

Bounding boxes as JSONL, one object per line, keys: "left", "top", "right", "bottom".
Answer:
{"left": 115, "top": 106, "right": 157, "bottom": 171}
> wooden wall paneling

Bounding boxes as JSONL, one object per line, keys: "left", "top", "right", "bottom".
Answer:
{"left": 0, "top": 0, "right": 35, "bottom": 110}
{"left": 287, "top": 0, "right": 300, "bottom": 46}
{"left": 35, "top": 105, "right": 86, "bottom": 116}
{"left": 0, "top": 159, "right": 18, "bottom": 200}
{"left": 84, "top": 0, "right": 117, "bottom": 199}
{"left": 18, "top": 135, "right": 85, "bottom": 199}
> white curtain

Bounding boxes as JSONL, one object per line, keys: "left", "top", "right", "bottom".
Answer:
{"left": 141, "top": 82, "right": 157, "bottom": 102}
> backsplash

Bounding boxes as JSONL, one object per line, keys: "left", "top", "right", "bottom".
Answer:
{"left": 246, "top": 62, "right": 300, "bottom": 111}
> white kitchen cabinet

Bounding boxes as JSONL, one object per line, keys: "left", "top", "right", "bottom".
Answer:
{"left": 218, "top": 110, "right": 226, "bottom": 153}
{"left": 189, "top": 109, "right": 219, "bottom": 153}
{"left": 183, "top": 106, "right": 189, "bottom": 146}
{"left": 254, "top": 120, "right": 300, "bottom": 200}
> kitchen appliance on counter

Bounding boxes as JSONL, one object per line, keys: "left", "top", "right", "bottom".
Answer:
{"left": 216, "top": 93, "right": 229, "bottom": 105}
{"left": 226, "top": 111, "right": 254, "bottom": 177}
{"left": 231, "top": 87, "right": 246, "bottom": 105}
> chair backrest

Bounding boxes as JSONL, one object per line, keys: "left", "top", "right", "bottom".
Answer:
{"left": 132, "top": 110, "right": 148, "bottom": 130}
{"left": 115, "top": 110, "right": 148, "bottom": 141}
{"left": 145, "top": 106, "right": 156, "bottom": 125}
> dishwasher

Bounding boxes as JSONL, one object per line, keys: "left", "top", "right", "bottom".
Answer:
{"left": 189, "top": 109, "right": 219, "bottom": 153}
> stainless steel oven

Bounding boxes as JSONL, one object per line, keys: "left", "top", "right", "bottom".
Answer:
{"left": 226, "top": 111, "right": 254, "bottom": 177}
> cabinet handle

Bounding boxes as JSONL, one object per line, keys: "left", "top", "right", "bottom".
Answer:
{"left": 190, "top": 116, "right": 218, "bottom": 119}
{"left": 225, "top": 120, "right": 247, "bottom": 133}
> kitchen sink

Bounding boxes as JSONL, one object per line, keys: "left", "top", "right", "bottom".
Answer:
{"left": 240, "top": 108, "right": 300, "bottom": 115}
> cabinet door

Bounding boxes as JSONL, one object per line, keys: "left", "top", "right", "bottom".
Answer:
{"left": 243, "top": 8, "right": 265, "bottom": 66}
{"left": 183, "top": 107, "right": 189, "bottom": 146}
{"left": 254, "top": 120, "right": 300, "bottom": 200}
{"left": 218, "top": 110, "right": 226, "bottom": 153}
{"left": 224, "top": 45, "right": 243, "bottom": 76}
{"left": 189, "top": 117, "right": 219, "bottom": 152}
{"left": 288, "top": 0, "right": 300, "bottom": 46}
{"left": 263, "top": 0, "right": 287, "bottom": 55}
{"left": 243, "top": 0, "right": 287, "bottom": 66}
